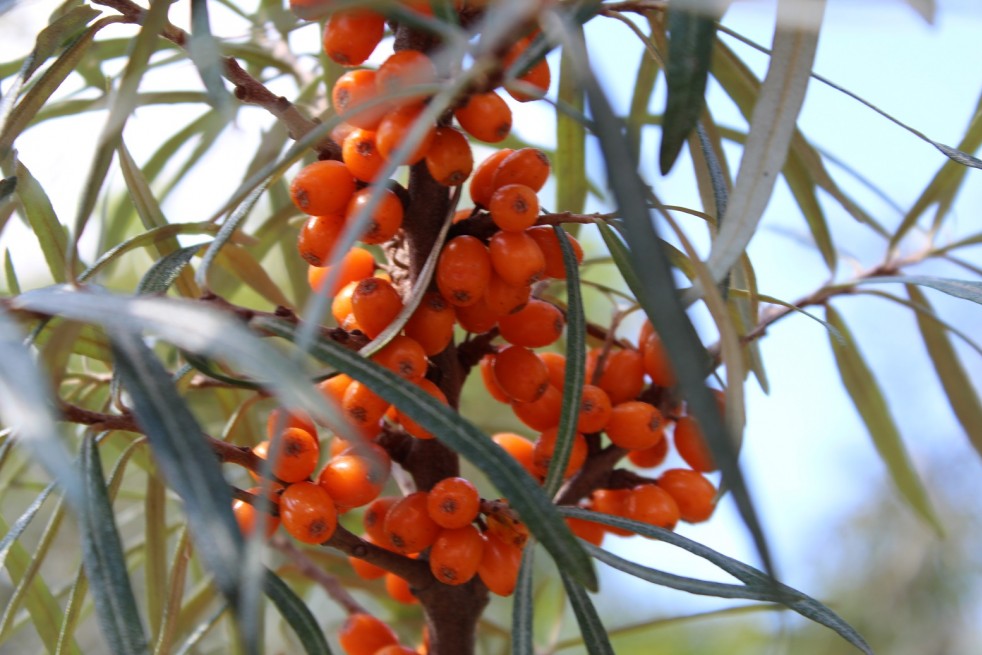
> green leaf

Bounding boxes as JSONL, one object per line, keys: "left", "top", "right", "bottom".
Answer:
{"left": 215, "top": 245, "right": 293, "bottom": 309}
{"left": 188, "top": 0, "right": 233, "bottom": 117}
{"left": 511, "top": 549, "right": 535, "bottom": 655}
{"left": 825, "top": 305, "right": 943, "bottom": 535}
{"left": 556, "top": 26, "right": 587, "bottom": 215}
{"left": 906, "top": 284, "right": 982, "bottom": 459}
{"left": 11, "top": 161, "right": 74, "bottom": 282}
{"left": 264, "top": 571, "right": 332, "bottom": 655}
{"left": 660, "top": 8, "right": 719, "bottom": 174}
{"left": 137, "top": 246, "right": 204, "bottom": 295}
{"left": 145, "top": 472, "right": 168, "bottom": 638}
{"left": 80, "top": 222, "right": 222, "bottom": 283}
{"left": 152, "top": 528, "right": 192, "bottom": 655}
{"left": 627, "top": 19, "right": 661, "bottom": 156}
{"left": 108, "top": 330, "right": 251, "bottom": 633}
{"left": 196, "top": 183, "right": 268, "bottom": 292}
{"left": 704, "top": 0, "right": 825, "bottom": 284}
{"left": 0, "top": 481, "right": 57, "bottom": 572}
{"left": 543, "top": 228, "right": 586, "bottom": 497}
{"left": 24, "top": 5, "right": 101, "bottom": 80}
{"left": 3, "top": 249, "right": 19, "bottom": 295}
{"left": 560, "top": 570, "right": 615, "bottom": 655}
{"left": 856, "top": 275, "right": 982, "bottom": 304}
{"left": 78, "top": 435, "right": 150, "bottom": 655}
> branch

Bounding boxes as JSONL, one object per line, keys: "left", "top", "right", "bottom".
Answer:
{"left": 272, "top": 535, "right": 367, "bottom": 615}
{"left": 323, "top": 524, "right": 432, "bottom": 588}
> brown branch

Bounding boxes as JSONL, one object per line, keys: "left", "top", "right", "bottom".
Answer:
{"left": 273, "top": 535, "right": 367, "bottom": 615}
{"left": 323, "top": 524, "right": 431, "bottom": 588}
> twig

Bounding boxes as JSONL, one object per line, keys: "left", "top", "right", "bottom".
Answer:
{"left": 273, "top": 535, "right": 367, "bottom": 615}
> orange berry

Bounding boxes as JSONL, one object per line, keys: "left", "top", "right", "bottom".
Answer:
{"left": 627, "top": 437, "right": 669, "bottom": 469}
{"left": 489, "top": 184, "right": 539, "bottom": 232}
{"left": 323, "top": 9, "right": 385, "bottom": 66}
{"left": 308, "top": 247, "right": 376, "bottom": 294}
{"left": 363, "top": 496, "right": 399, "bottom": 546}
{"left": 658, "top": 469, "right": 717, "bottom": 523}
{"left": 254, "top": 427, "right": 320, "bottom": 483}
{"left": 642, "top": 331, "right": 676, "bottom": 388}
{"left": 297, "top": 213, "right": 345, "bottom": 267}
{"left": 333, "top": 69, "right": 388, "bottom": 130}
{"left": 385, "top": 572, "right": 418, "bottom": 604}
{"left": 489, "top": 230, "right": 546, "bottom": 288}
{"left": 266, "top": 408, "right": 317, "bottom": 441}
{"left": 605, "top": 401, "right": 666, "bottom": 450}
{"left": 498, "top": 298, "right": 565, "bottom": 348}
{"left": 318, "top": 373, "right": 353, "bottom": 407}
{"left": 626, "top": 483, "right": 680, "bottom": 531}
{"left": 394, "top": 378, "right": 448, "bottom": 440}
{"left": 372, "top": 335, "right": 427, "bottom": 382}
{"left": 469, "top": 148, "right": 513, "bottom": 208}
{"left": 349, "top": 186, "right": 405, "bottom": 245}
{"left": 331, "top": 280, "right": 359, "bottom": 328}
{"left": 280, "top": 481, "right": 338, "bottom": 544}
{"left": 532, "top": 426, "right": 587, "bottom": 479}
{"left": 351, "top": 276, "right": 404, "bottom": 339}
{"left": 425, "top": 126, "right": 474, "bottom": 186}
{"left": 503, "top": 37, "right": 551, "bottom": 102}
{"left": 597, "top": 348, "right": 645, "bottom": 405}
{"left": 436, "top": 235, "right": 492, "bottom": 307}
{"left": 577, "top": 384, "right": 613, "bottom": 434}
{"left": 426, "top": 477, "right": 480, "bottom": 529}
{"left": 511, "top": 383, "right": 562, "bottom": 431}
{"left": 477, "top": 531, "right": 523, "bottom": 596}
{"left": 342, "top": 380, "right": 391, "bottom": 429}
{"left": 339, "top": 613, "right": 399, "bottom": 655}
{"left": 480, "top": 354, "right": 510, "bottom": 403}
{"left": 233, "top": 490, "right": 280, "bottom": 539}
{"left": 384, "top": 491, "right": 442, "bottom": 554}
{"left": 342, "top": 128, "right": 385, "bottom": 183}
{"left": 539, "top": 351, "right": 567, "bottom": 388}
{"left": 673, "top": 416, "right": 717, "bottom": 472}
{"left": 454, "top": 297, "right": 498, "bottom": 334}
{"left": 318, "top": 453, "right": 387, "bottom": 510}
{"left": 493, "top": 345, "right": 549, "bottom": 403}
{"left": 376, "top": 50, "right": 437, "bottom": 105}
{"left": 376, "top": 103, "right": 436, "bottom": 165}
{"left": 430, "top": 525, "right": 485, "bottom": 585}
{"left": 526, "top": 226, "right": 583, "bottom": 279}
{"left": 492, "top": 148, "right": 550, "bottom": 193}
{"left": 491, "top": 432, "right": 537, "bottom": 477}
{"left": 482, "top": 273, "right": 530, "bottom": 316}
{"left": 290, "top": 160, "right": 356, "bottom": 216}
{"left": 589, "top": 488, "right": 632, "bottom": 536}
{"left": 404, "top": 292, "right": 456, "bottom": 356}
{"left": 454, "top": 92, "right": 512, "bottom": 143}
{"left": 565, "top": 515, "right": 605, "bottom": 546}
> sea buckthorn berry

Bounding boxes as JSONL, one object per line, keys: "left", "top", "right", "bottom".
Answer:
{"left": 333, "top": 69, "right": 388, "bottom": 130}
{"left": 430, "top": 525, "right": 485, "bottom": 585}
{"left": 351, "top": 276, "right": 404, "bottom": 339}
{"left": 372, "top": 335, "right": 427, "bottom": 382}
{"left": 469, "top": 148, "right": 513, "bottom": 208}
{"left": 642, "top": 331, "right": 676, "bottom": 388}
{"left": 597, "top": 348, "right": 646, "bottom": 405}
{"left": 318, "top": 373, "right": 353, "bottom": 406}
{"left": 489, "top": 230, "right": 545, "bottom": 287}
{"left": 606, "top": 401, "right": 666, "bottom": 450}
{"left": 627, "top": 437, "right": 669, "bottom": 469}
{"left": 331, "top": 280, "right": 359, "bottom": 328}
{"left": 577, "top": 384, "right": 613, "bottom": 434}
{"left": 454, "top": 91, "right": 512, "bottom": 143}
{"left": 493, "top": 345, "right": 549, "bottom": 403}
{"left": 526, "top": 226, "right": 584, "bottom": 279}
{"left": 477, "top": 531, "right": 523, "bottom": 596}
{"left": 323, "top": 9, "right": 385, "bottom": 66}
{"left": 492, "top": 432, "right": 537, "bottom": 476}
{"left": 425, "top": 126, "right": 474, "bottom": 186}
{"left": 658, "top": 469, "right": 717, "bottom": 523}
{"left": 308, "top": 246, "right": 376, "bottom": 294}
{"left": 511, "top": 383, "right": 562, "bottom": 431}
{"left": 584, "top": 347, "right": 601, "bottom": 385}
{"left": 348, "top": 187, "right": 405, "bottom": 245}
{"left": 376, "top": 50, "right": 437, "bottom": 105}
{"left": 532, "top": 427, "right": 587, "bottom": 479}
{"left": 339, "top": 613, "right": 399, "bottom": 655}
{"left": 427, "top": 477, "right": 480, "bottom": 529}
{"left": 290, "top": 160, "right": 356, "bottom": 216}
{"left": 280, "top": 481, "right": 338, "bottom": 544}
{"left": 436, "top": 235, "right": 492, "bottom": 307}
{"left": 385, "top": 491, "right": 442, "bottom": 554}
{"left": 404, "top": 292, "right": 455, "bottom": 356}
{"left": 394, "top": 378, "right": 448, "bottom": 440}
{"left": 318, "top": 454, "right": 387, "bottom": 510}
{"left": 376, "top": 103, "right": 436, "bottom": 164}
{"left": 539, "top": 351, "right": 567, "bottom": 389}
{"left": 385, "top": 572, "right": 417, "bottom": 604}
{"left": 454, "top": 297, "right": 499, "bottom": 334}
{"left": 255, "top": 427, "right": 319, "bottom": 483}
{"left": 342, "top": 128, "right": 385, "bottom": 183}
{"left": 502, "top": 36, "right": 551, "bottom": 102}
{"left": 626, "top": 483, "right": 680, "bottom": 531}
{"left": 233, "top": 489, "right": 280, "bottom": 538}
{"left": 364, "top": 496, "right": 399, "bottom": 546}
{"left": 589, "top": 488, "right": 632, "bottom": 536}
{"left": 266, "top": 408, "right": 317, "bottom": 441}
{"left": 480, "top": 354, "right": 510, "bottom": 403}
{"left": 489, "top": 184, "right": 540, "bottom": 232}
{"left": 498, "top": 298, "right": 565, "bottom": 348}
{"left": 297, "top": 213, "right": 345, "bottom": 267}
{"left": 674, "top": 416, "right": 717, "bottom": 472}
{"left": 342, "top": 380, "right": 390, "bottom": 429}
{"left": 492, "top": 147, "right": 550, "bottom": 193}
{"left": 565, "top": 515, "right": 605, "bottom": 547}
{"left": 483, "top": 273, "right": 530, "bottom": 316}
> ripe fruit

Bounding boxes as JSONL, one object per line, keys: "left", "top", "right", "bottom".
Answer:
{"left": 436, "top": 235, "right": 492, "bottom": 307}
{"left": 589, "top": 488, "right": 632, "bottom": 536}
{"left": 308, "top": 246, "right": 376, "bottom": 294}
{"left": 642, "top": 330, "right": 676, "bottom": 388}
{"left": 532, "top": 427, "right": 587, "bottom": 479}
{"left": 375, "top": 103, "right": 436, "bottom": 164}
{"left": 492, "top": 147, "right": 550, "bottom": 193}
{"left": 577, "top": 384, "right": 613, "bottom": 434}
{"left": 317, "top": 453, "right": 387, "bottom": 510}
{"left": 480, "top": 354, "right": 510, "bottom": 403}
{"left": 342, "top": 380, "right": 390, "bottom": 429}
{"left": 232, "top": 490, "right": 280, "bottom": 538}
{"left": 333, "top": 69, "right": 387, "bottom": 130}
{"left": 605, "top": 401, "right": 666, "bottom": 450}
{"left": 674, "top": 416, "right": 717, "bottom": 472}
{"left": 393, "top": 378, "right": 448, "bottom": 439}
{"left": 363, "top": 496, "right": 399, "bottom": 546}
{"left": 384, "top": 491, "right": 442, "bottom": 554}
{"left": 454, "top": 297, "right": 499, "bottom": 334}
{"left": 425, "top": 126, "right": 473, "bottom": 186}
{"left": 404, "top": 292, "right": 456, "bottom": 356}
{"left": 290, "top": 160, "right": 356, "bottom": 216}
{"left": 430, "top": 525, "right": 485, "bottom": 585}
{"left": 279, "top": 481, "right": 338, "bottom": 544}
{"left": 454, "top": 92, "right": 512, "bottom": 143}
{"left": 526, "top": 226, "right": 584, "bottom": 279}
{"left": 483, "top": 273, "right": 531, "bottom": 316}
{"left": 470, "top": 148, "right": 513, "bottom": 207}
{"left": 511, "top": 383, "right": 562, "bottom": 431}
{"left": 297, "top": 214, "right": 345, "bottom": 267}
{"left": 254, "top": 427, "right": 319, "bottom": 483}
{"left": 372, "top": 335, "right": 427, "bottom": 382}
{"left": 477, "top": 531, "right": 523, "bottom": 596}
{"left": 376, "top": 50, "right": 437, "bottom": 106}
{"left": 347, "top": 186, "right": 404, "bottom": 245}
{"left": 503, "top": 36, "right": 551, "bottom": 102}
{"left": 491, "top": 432, "right": 537, "bottom": 477}
{"left": 265, "top": 408, "right": 317, "bottom": 440}
{"left": 342, "top": 128, "right": 384, "bottom": 182}
{"left": 322, "top": 9, "right": 385, "bottom": 66}
{"left": 596, "top": 348, "right": 645, "bottom": 405}
{"left": 488, "top": 230, "right": 546, "bottom": 287}
{"left": 339, "top": 613, "right": 399, "bottom": 655}
{"left": 489, "top": 184, "right": 540, "bottom": 232}
{"left": 351, "top": 276, "right": 404, "bottom": 339}
{"left": 658, "top": 469, "right": 717, "bottom": 523}
{"left": 565, "top": 515, "right": 605, "bottom": 546}
{"left": 492, "top": 345, "right": 549, "bottom": 403}
{"left": 627, "top": 437, "right": 670, "bottom": 469}
{"left": 427, "top": 477, "right": 481, "bottom": 529}
{"left": 498, "top": 298, "right": 565, "bottom": 348}
{"left": 625, "top": 483, "right": 680, "bottom": 531}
